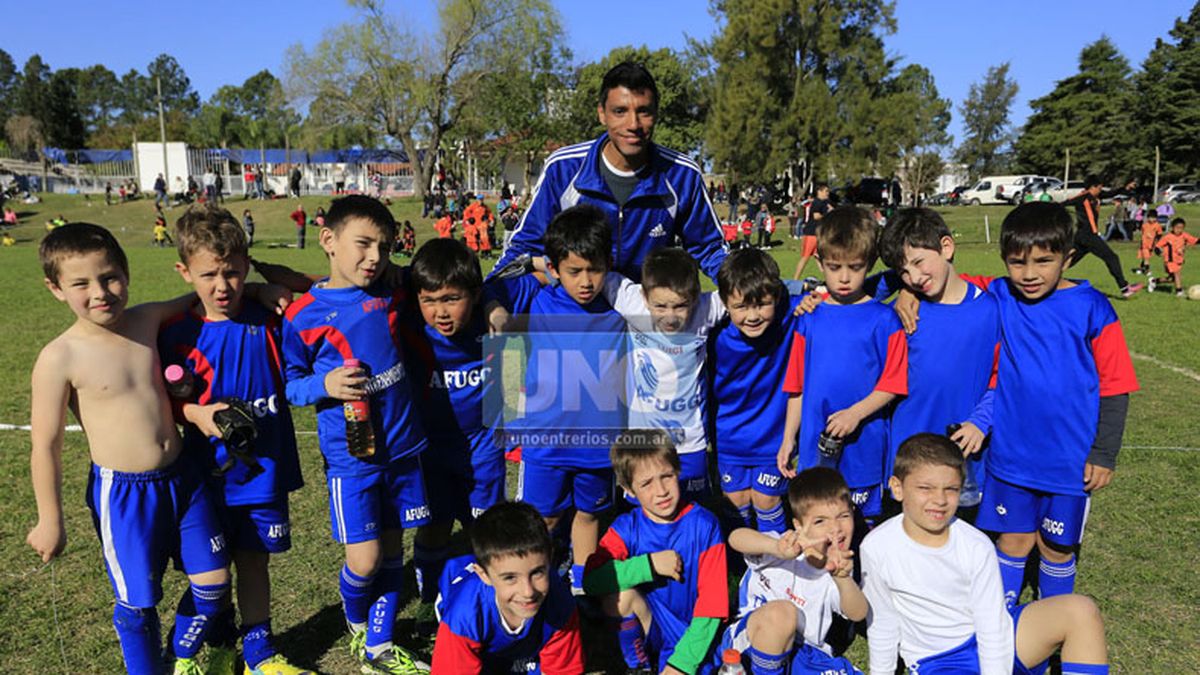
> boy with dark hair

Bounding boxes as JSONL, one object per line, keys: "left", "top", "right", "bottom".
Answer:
{"left": 862, "top": 433, "right": 1110, "bottom": 675}
{"left": 585, "top": 432, "right": 728, "bottom": 674}
{"left": 722, "top": 467, "right": 866, "bottom": 674}
{"left": 600, "top": 247, "right": 726, "bottom": 500}
{"left": 1134, "top": 205, "right": 1163, "bottom": 276}
{"left": 876, "top": 207, "right": 1000, "bottom": 508}
{"left": 1148, "top": 216, "right": 1197, "bottom": 296}
{"left": 159, "top": 205, "right": 309, "bottom": 675}
{"left": 778, "top": 206, "right": 908, "bottom": 522}
{"left": 281, "top": 195, "right": 431, "bottom": 674}
{"left": 966, "top": 202, "right": 1138, "bottom": 606}
{"left": 710, "top": 248, "right": 804, "bottom": 534}
{"left": 513, "top": 204, "right": 628, "bottom": 596}
{"left": 432, "top": 502, "right": 584, "bottom": 674}
{"left": 1064, "top": 177, "right": 1142, "bottom": 297}
{"left": 29, "top": 223, "right": 233, "bottom": 675}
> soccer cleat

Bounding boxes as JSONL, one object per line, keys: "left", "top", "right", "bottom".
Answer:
{"left": 1177, "top": 290, "right": 1184, "bottom": 298}
{"left": 1147, "top": 276, "right": 1157, "bottom": 293}
{"left": 348, "top": 628, "right": 368, "bottom": 665}
{"left": 361, "top": 645, "right": 431, "bottom": 675}
{"left": 206, "top": 645, "right": 238, "bottom": 675}
{"left": 1121, "top": 283, "right": 1144, "bottom": 298}
{"left": 174, "top": 656, "right": 205, "bottom": 675}
{"left": 244, "top": 653, "right": 315, "bottom": 675}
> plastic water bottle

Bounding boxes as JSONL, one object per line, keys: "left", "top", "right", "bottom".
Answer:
{"left": 717, "top": 648, "right": 746, "bottom": 675}
{"left": 817, "top": 431, "right": 844, "bottom": 467}
{"left": 343, "top": 359, "right": 375, "bottom": 458}
{"left": 164, "top": 364, "right": 194, "bottom": 399}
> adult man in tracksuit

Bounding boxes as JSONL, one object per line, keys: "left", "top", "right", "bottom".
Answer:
{"left": 491, "top": 62, "right": 727, "bottom": 282}
{"left": 1065, "top": 177, "right": 1143, "bottom": 298}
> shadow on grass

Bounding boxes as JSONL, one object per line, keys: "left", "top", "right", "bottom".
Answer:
{"left": 274, "top": 603, "right": 346, "bottom": 669}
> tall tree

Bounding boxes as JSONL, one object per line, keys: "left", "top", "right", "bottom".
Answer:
{"left": 891, "top": 64, "right": 952, "bottom": 203}
{"left": 72, "top": 65, "right": 122, "bottom": 137}
{"left": 0, "top": 49, "right": 17, "bottom": 143}
{"left": 45, "top": 70, "right": 86, "bottom": 148}
{"left": 1014, "top": 37, "right": 1133, "bottom": 183}
{"left": 285, "top": 0, "right": 564, "bottom": 198}
{"left": 15, "top": 55, "right": 51, "bottom": 121}
{"left": 1133, "top": 3, "right": 1200, "bottom": 181}
{"left": 146, "top": 54, "right": 200, "bottom": 115}
{"left": 956, "top": 63, "right": 1018, "bottom": 179}
{"left": 705, "top": 0, "right": 897, "bottom": 188}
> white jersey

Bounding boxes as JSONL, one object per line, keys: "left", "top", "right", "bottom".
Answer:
{"left": 736, "top": 531, "right": 843, "bottom": 654}
{"left": 860, "top": 516, "right": 1013, "bottom": 675}
{"left": 603, "top": 274, "right": 725, "bottom": 455}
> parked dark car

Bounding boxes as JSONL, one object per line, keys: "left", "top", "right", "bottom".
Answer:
{"left": 846, "top": 177, "right": 900, "bottom": 206}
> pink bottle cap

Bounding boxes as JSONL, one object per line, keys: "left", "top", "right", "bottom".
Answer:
{"left": 343, "top": 358, "right": 361, "bottom": 368}
{"left": 164, "top": 364, "right": 186, "bottom": 384}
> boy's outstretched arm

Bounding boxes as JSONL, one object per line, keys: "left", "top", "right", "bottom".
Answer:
{"left": 251, "top": 258, "right": 318, "bottom": 294}
{"left": 27, "top": 345, "right": 70, "bottom": 562}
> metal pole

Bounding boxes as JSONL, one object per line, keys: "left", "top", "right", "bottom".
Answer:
{"left": 984, "top": 214, "right": 991, "bottom": 244}
{"left": 1063, "top": 148, "right": 1070, "bottom": 184}
{"left": 157, "top": 76, "right": 169, "bottom": 190}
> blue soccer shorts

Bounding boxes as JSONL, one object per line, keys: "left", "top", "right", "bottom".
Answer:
{"left": 326, "top": 457, "right": 431, "bottom": 544}
{"left": 517, "top": 460, "right": 614, "bottom": 516}
{"left": 908, "top": 634, "right": 979, "bottom": 673}
{"left": 848, "top": 483, "right": 883, "bottom": 518}
{"left": 717, "top": 459, "right": 788, "bottom": 497}
{"left": 624, "top": 451, "right": 710, "bottom": 505}
{"left": 975, "top": 473, "right": 1090, "bottom": 547}
{"left": 213, "top": 494, "right": 292, "bottom": 554}
{"left": 424, "top": 444, "right": 506, "bottom": 525}
{"left": 86, "top": 463, "right": 228, "bottom": 608}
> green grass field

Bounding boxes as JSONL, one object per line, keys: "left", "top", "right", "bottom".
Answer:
{"left": 0, "top": 194, "right": 1197, "bottom": 673}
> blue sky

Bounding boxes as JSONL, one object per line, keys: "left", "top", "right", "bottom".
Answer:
{"left": 5, "top": 1, "right": 1194, "bottom": 145}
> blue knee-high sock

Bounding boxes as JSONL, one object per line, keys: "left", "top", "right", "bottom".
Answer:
{"left": 1061, "top": 663, "right": 1108, "bottom": 674}
{"left": 113, "top": 602, "right": 161, "bottom": 675}
{"left": 340, "top": 565, "right": 377, "bottom": 631}
{"left": 241, "top": 621, "right": 275, "bottom": 670}
{"left": 737, "top": 503, "right": 754, "bottom": 528}
{"left": 173, "top": 581, "right": 230, "bottom": 659}
{"left": 1038, "top": 556, "right": 1076, "bottom": 599}
{"left": 413, "top": 543, "right": 450, "bottom": 604}
{"left": 366, "top": 556, "right": 405, "bottom": 657}
{"left": 570, "top": 564, "right": 585, "bottom": 594}
{"left": 616, "top": 614, "right": 649, "bottom": 668}
{"left": 755, "top": 503, "right": 787, "bottom": 534}
{"left": 996, "top": 550, "right": 1027, "bottom": 608}
{"left": 745, "top": 645, "right": 786, "bottom": 675}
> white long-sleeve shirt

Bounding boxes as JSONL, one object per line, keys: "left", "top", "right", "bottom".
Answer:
{"left": 860, "top": 515, "right": 1013, "bottom": 675}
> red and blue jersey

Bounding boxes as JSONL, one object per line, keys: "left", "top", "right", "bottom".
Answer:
{"left": 158, "top": 303, "right": 302, "bottom": 504}
{"left": 707, "top": 295, "right": 805, "bottom": 466}
{"left": 889, "top": 286, "right": 999, "bottom": 476}
{"left": 433, "top": 555, "right": 584, "bottom": 674}
{"left": 986, "top": 278, "right": 1138, "bottom": 496}
{"left": 783, "top": 300, "right": 908, "bottom": 488}
{"left": 281, "top": 279, "right": 427, "bottom": 477}
{"left": 589, "top": 503, "right": 728, "bottom": 667}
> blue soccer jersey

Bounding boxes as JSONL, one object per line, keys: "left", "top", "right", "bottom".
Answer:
{"left": 783, "top": 300, "right": 908, "bottom": 489}
{"left": 708, "top": 294, "right": 805, "bottom": 466}
{"left": 158, "top": 303, "right": 303, "bottom": 504}
{"left": 587, "top": 503, "right": 729, "bottom": 672}
{"left": 515, "top": 282, "right": 628, "bottom": 469}
{"left": 986, "top": 278, "right": 1138, "bottom": 496}
{"left": 282, "top": 280, "right": 427, "bottom": 477}
{"left": 889, "top": 285, "right": 999, "bottom": 478}
{"left": 433, "top": 556, "right": 584, "bottom": 674}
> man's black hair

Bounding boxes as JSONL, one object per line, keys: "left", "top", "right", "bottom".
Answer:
{"left": 469, "top": 502, "right": 552, "bottom": 570}
{"left": 879, "top": 208, "right": 953, "bottom": 270}
{"left": 999, "top": 202, "right": 1074, "bottom": 258}
{"left": 544, "top": 204, "right": 612, "bottom": 268}
{"left": 717, "top": 247, "right": 784, "bottom": 305}
{"left": 411, "top": 238, "right": 482, "bottom": 293}
{"left": 324, "top": 194, "right": 397, "bottom": 240}
{"left": 1084, "top": 176, "right": 1102, "bottom": 188}
{"left": 599, "top": 61, "right": 659, "bottom": 110}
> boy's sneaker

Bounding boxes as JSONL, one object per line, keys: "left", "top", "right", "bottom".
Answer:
{"left": 174, "top": 657, "right": 205, "bottom": 675}
{"left": 1130, "top": 267, "right": 1142, "bottom": 275}
{"left": 206, "top": 646, "right": 238, "bottom": 675}
{"left": 1147, "top": 277, "right": 1157, "bottom": 293}
{"left": 244, "top": 654, "right": 314, "bottom": 675}
{"left": 1121, "top": 283, "right": 1144, "bottom": 298}
{"left": 348, "top": 628, "right": 369, "bottom": 666}
{"left": 361, "top": 646, "right": 431, "bottom": 675}
{"left": 1177, "top": 290, "right": 1184, "bottom": 298}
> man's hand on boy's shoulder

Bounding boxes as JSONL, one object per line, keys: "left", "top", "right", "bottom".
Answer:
{"left": 27, "top": 519, "right": 66, "bottom": 563}
{"left": 649, "top": 549, "right": 682, "bottom": 582}
{"left": 1083, "top": 463, "right": 1114, "bottom": 492}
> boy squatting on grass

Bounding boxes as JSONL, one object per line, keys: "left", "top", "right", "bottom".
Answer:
{"left": 862, "top": 433, "right": 1109, "bottom": 675}
{"left": 28, "top": 223, "right": 242, "bottom": 675}
{"left": 431, "top": 502, "right": 584, "bottom": 674}
{"left": 722, "top": 467, "right": 866, "bottom": 675}
{"left": 157, "top": 205, "right": 310, "bottom": 675}
{"left": 584, "top": 432, "right": 729, "bottom": 675}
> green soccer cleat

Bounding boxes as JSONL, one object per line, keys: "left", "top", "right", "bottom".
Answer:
{"left": 348, "top": 628, "right": 368, "bottom": 665}
{"left": 361, "top": 645, "right": 431, "bottom": 675}
{"left": 174, "top": 656, "right": 205, "bottom": 675}
{"left": 244, "top": 653, "right": 315, "bottom": 675}
{"left": 206, "top": 645, "right": 238, "bottom": 675}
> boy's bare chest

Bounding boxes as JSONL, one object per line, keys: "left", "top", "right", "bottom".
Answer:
{"left": 70, "top": 331, "right": 160, "bottom": 400}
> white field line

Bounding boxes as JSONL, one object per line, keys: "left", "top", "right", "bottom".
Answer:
{"left": 1130, "top": 350, "right": 1200, "bottom": 383}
